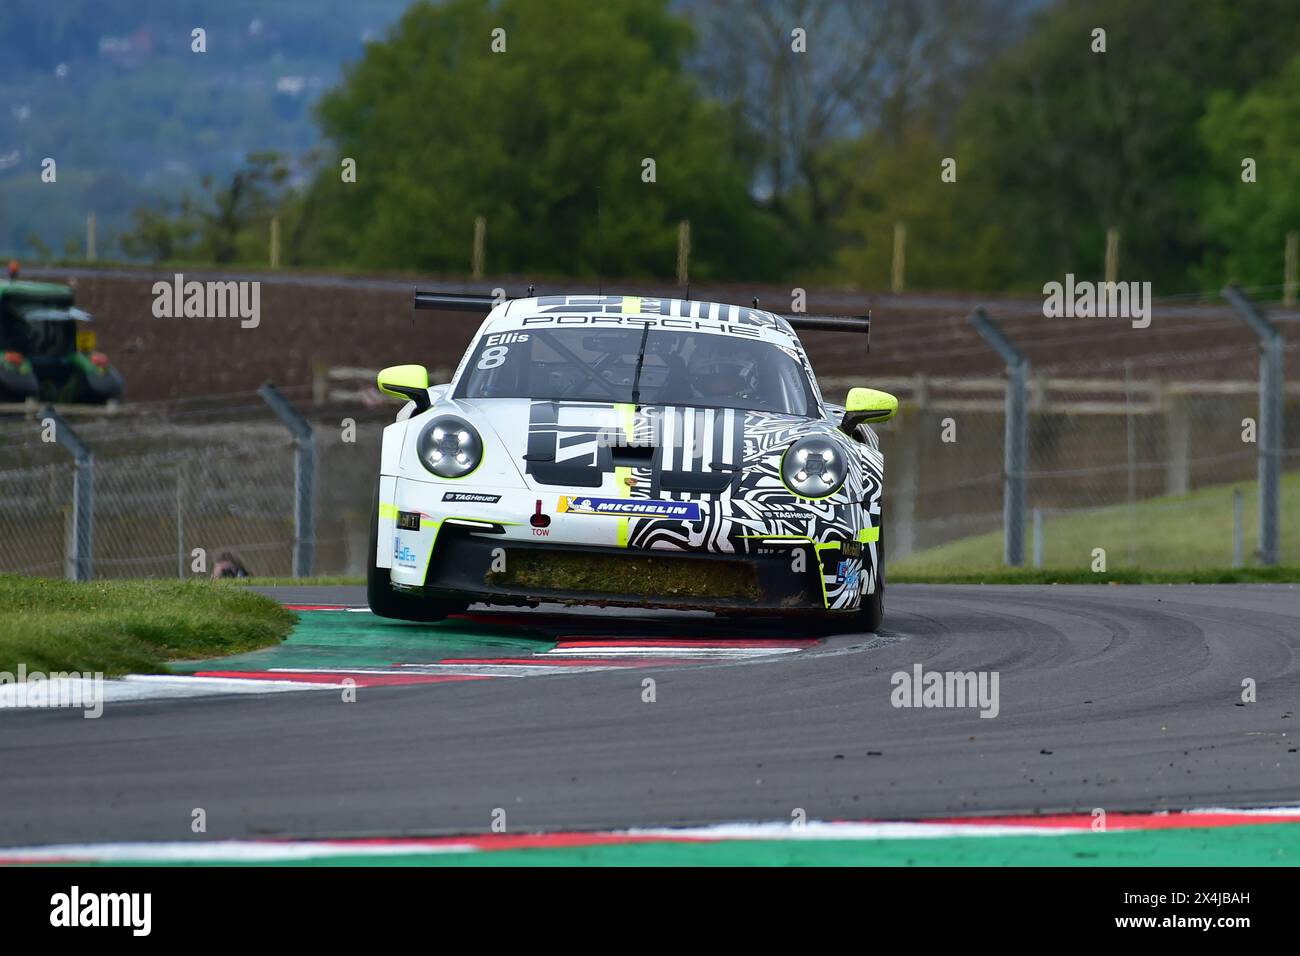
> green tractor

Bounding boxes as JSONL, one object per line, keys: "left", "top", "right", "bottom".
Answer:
{"left": 0, "top": 264, "right": 124, "bottom": 404}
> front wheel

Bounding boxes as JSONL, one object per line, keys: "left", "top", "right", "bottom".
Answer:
{"left": 856, "top": 581, "right": 883, "bottom": 633}
{"left": 366, "top": 483, "right": 467, "bottom": 623}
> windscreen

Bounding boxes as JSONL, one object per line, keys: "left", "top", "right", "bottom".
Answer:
{"left": 455, "top": 327, "right": 817, "bottom": 416}
{"left": 1, "top": 300, "right": 77, "bottom": 357}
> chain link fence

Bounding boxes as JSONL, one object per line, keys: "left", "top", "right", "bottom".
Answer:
{"left": 0, "top": 388, "right": 393, "bottom": 580}
{"left": 855, "top": 336, "right": 1299, "bottom": 572}
{"left": 1, "top": 302, "right": 1297, "bottom": 578}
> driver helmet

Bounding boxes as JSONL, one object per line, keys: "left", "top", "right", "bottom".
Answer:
{"left": 687, "top": 338, "right": 759, "bottom": 400}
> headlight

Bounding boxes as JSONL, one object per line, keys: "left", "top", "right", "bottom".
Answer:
{"left": 780, "top": 436, "right": 846, "bottom": 498}
{"left": 417, "top": 415, "right": 483, "bottom": 479}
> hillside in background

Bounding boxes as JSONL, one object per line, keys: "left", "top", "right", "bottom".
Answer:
{"left": 0, "top": 0, "right": 408, "bottom": 256}
{"left": 6, "top": 0, "right": 1299, "bottom": 298}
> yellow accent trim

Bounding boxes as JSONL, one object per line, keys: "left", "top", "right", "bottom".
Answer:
{"left": 845, "top": 386, "right": 898, "bottom": 423}
{"left": 612, "top": 403, "right": 638, "bottom": 547}
{"left": 421, "top": 520, "right": 441, "bottom": 583}
{"left": 621, "top": 295, "right": 642, "bottom": 315}
{"left": 615, "top": 402, "right": 636, "bottom": 441}
{"left": 738, "top": 536, "right": 838, "bottom": 550}
{"left": 379, "top": 502, "right": 399, "bottom": 520}
{"left": 614, "top": 465, "right": 633, "bottom": 547}
{"left": 377, "top": 364, "right": 430, "bottom": 401}
{"left": 858, "top": 527, "right": 879, "bottom": 543}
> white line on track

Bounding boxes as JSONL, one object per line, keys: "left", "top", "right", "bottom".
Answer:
{"left": 541, "top": 645, "right": 805, "bottom": 658}
{"left": 0, "top": 675, "right": 328, "bottom": 712}
{"left": 270, "top": 664, "right": 624, "bottom": 678}
{"left": 4, "top": 808, "right": 1298, "bottom": 864}
{"left": 0, "top": 840, "right": 476, "bottom": 863}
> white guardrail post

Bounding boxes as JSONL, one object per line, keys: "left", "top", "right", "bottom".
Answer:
{"left": 968, "top": 308, "right": 1029, "bottom": 567}
{"left": 258, "top": 383, "right": 316, "bottom": 578}
{"left": 40, "top": 406, "right": 94, "bottom": 582}
{"left": 1222, "top": 285, "right": 1284, "bottom": 566}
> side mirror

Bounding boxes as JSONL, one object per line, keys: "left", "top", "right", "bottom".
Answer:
{"left": 377, "top": 364, "right": 431, "bottom": 413}
{"left": 841, "top": 387, "right": 897, "bottom": 432}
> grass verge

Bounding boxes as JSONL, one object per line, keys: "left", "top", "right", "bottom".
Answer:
{"left": 0, "top": 576, "right": 296, "bottom": 676}
{"left": 895, "top": 472, "right": 1300, "bottom": 575}
{"left": 891, "top": 566, "right": 1300, "bottom": 585}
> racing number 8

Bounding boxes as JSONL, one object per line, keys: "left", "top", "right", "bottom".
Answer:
{"left": 477, "top": 345, "right": 509, "bottom": 370}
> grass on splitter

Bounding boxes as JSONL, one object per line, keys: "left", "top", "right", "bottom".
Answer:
{"left": 894, "top": 472, "right": 1300, "bottom": 579}
{"left": 0, "top": 576, "right": 295, "bottom": 676}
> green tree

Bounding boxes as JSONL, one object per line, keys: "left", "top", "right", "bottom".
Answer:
{"left": 297, "top": 0, "right": 787, "bottom": 279}
{"left": 197, "top": 152, "right": 289, "bottom": 264}
{"left": 1197, "top": 53, "right": 1300, "bottom": 291}
{"left": 118, "top": 199, "right": 201, "bottom": 263}
{"left": 118, "top": 153, "right": 289, "bottom": 265}
{"left": 831, "top": 128, "right": 1014, "bottom": 291}
{"left": 937, "top": 0, "right": 1300, "bottom": 293}
{"left": 691, "top": 0, "right": 1028, "bottom": 274}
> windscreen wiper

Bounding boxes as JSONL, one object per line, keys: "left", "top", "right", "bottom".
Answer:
{"left": 630, "top": 325, "right": 651, "bottom": 406}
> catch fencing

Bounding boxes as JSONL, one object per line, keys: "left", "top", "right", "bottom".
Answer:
{"left": 834, "top": 289, "right": 1299, "bottom": 571}
{"left": 0, "top": 289, "right": 1296, "bottom": 578}
{"left": 0, "top": 387, "right": 390, "bottom": 580}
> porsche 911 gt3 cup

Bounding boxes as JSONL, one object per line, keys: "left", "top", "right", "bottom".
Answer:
{"left": 368, "top": 292, "right": 897, "bottom": 629}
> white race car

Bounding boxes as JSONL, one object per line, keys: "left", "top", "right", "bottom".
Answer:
{"left": 368, "top": 292, "right": 896, "bottom": 629}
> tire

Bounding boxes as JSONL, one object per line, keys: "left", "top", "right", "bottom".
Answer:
{"left": 366, "top": 483, "right": 467, "bottom": 623}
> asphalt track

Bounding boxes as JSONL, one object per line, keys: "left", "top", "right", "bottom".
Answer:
{"left": 1, "top": 584, "right": 1297, "bottom": 846}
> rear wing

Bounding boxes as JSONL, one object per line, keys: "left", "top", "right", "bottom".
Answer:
{"left": 412, "top": 289, "right": 871, "bottom": 349}
{"left": 413, "top": 291, "right": 504, "bottom": 313}
{"left": 777, "top": 312, "right": 871, "bottom": 352}
{"left": 778, "top": 313, "right": 869, "bottom": 333}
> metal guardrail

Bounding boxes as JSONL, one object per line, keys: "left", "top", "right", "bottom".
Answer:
{"left": 258, "top": 383, "right": 316, "bottom": 578}
{"left": 0, "top": 291, "right": 1293, "bottom": 578}
{"left": 1, "top": 388, "right": 320, "bottom": 582}
{"left": 40, "top": 406, "right": 94, "bottom": 581}
{"left": 1223, "top": 285, "right": 1286, "bottom": 566}
{"left": 969, "top": 308, "right": 1029, "bottom": 567}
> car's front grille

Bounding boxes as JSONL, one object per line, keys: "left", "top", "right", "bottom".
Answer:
{"left": 487, "top": 549, "right": 761, "bottom": 601}
{"left": 423, "top": 530, "right": 821, "bottom": 611}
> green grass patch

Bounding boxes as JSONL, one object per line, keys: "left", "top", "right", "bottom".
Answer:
{"left": 896, "top": 472, "right": 1300, "bottom": 576}
{"left": 0, "top": 576, "right": 296, "bottom": 676}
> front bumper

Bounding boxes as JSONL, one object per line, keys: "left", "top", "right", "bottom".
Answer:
{"left": 413, "top": 526, "right": 826, "bottom": 612}
{"left": 0, "top": 364, "right": 38, "bottom": 400}
{"left": 380, "top": 475, "right": 869, "bottom": 614}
